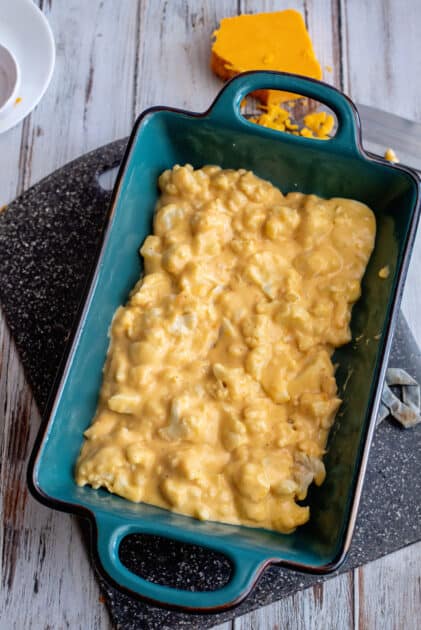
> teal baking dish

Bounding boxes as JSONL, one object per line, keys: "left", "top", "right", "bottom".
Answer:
{"left": 28, "top": 72, "right": 420, "bottom": 611}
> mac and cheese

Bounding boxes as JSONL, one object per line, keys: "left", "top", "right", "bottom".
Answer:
{"left": 75, "top": 165, "right": 375, "bottom": 533}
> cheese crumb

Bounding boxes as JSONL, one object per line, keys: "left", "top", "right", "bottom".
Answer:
{"left": 384, "top": 148, "right": 399, "bottom": 163}
{"left": 378, "top": 266, "right": 390, "bottom": 279}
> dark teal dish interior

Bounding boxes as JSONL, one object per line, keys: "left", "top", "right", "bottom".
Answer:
{"left": 29, "top": 72, "right": 420, "bottom": 611}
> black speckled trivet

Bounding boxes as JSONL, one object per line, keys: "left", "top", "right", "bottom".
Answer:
{"left": 1, "top": 140, "right": 420, "bottom": 630}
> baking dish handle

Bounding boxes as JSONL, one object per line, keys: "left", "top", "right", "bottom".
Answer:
{"left": 95, "top": 515, "right": 267, "bottom": 610}
{"left": 209, "top": 70, "right": 361, "bottom": 154}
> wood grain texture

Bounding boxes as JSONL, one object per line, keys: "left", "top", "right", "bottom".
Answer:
{"left": 342, "top": 0, "right": 421, "bottom": 349}
{"left": 0, "top": 311, "right": 112, "bottom": 630}
{"left": 355, "top": 542, "right": 421, "bottom": 630}
{"left": 234, "top": 573, "right": 354, "bottom": 630}
{"left": 0, "top": 125, "right": 23, "bottom": 208}
{"left": 134, "top": 0, "right": 238, "bottom": 113}
{"left": 0, "top": 1, "right": 421, "bottom": 629}
{"left": 342, "top": 0, "right": 421, "bottom": 118}
{"left": 16, "top": 1, "right": 139, "bottom": 194}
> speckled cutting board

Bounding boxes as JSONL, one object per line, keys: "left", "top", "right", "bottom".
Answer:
{"left": 1, "top": 139, "right": 420, "bottom": 630}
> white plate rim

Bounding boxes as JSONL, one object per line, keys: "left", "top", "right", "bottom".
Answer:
{"left": 0, "top": 0, "right": 56, "bottom": 134}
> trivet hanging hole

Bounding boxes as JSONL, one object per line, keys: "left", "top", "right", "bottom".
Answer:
{"left": 96, "top": 165, "right": 120, "bottom": 192}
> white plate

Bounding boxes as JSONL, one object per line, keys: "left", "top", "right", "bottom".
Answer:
{"left": 0, "top": 0, "right": 55, "bottom": 134}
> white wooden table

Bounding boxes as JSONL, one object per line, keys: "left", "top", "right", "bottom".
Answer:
{"left": 1, "top": 2, "right": 421, "bottom": 628}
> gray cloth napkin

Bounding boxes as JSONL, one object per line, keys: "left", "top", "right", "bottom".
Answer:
{"left": 378, "top": 368, "right": 421, "bottom": 428}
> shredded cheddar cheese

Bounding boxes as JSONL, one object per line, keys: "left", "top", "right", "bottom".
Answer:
{"left": 303, "top": 112, "right": 335, "bottom": 138}
{"left": 249, "top": 105, "right": 299, "bottom": 132}
{"left": 250, "top": 105, "right": 335, "bottom": 140}
{"left": 211, "top": 10, "right": 322, "bottom": 106}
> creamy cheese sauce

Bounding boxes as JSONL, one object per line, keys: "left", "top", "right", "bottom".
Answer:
{"left": 75, "top": 165, "right": 376, "bottom": 533}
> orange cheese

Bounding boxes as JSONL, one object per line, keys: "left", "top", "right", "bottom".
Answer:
{"left": 302, "top": 111, "right": 335, "bottom": 138}
{"left": 250, "top": 106, "right": 335, "bottom": 140}
{"left": 384, "top": 148, "right": 399, "bottom": 163}
{"left": 211, "top": 10, "right": 322, "bottom": 105}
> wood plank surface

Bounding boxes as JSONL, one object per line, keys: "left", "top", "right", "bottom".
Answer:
{"left": 343, "top": 0, "right": 421, "bottom": 350}
{"left": 134, "top": 0, "right": 238, "bottom": 113}
{"left": 234, "top": 573, "right": 355, "bottom": 630}
{"left": 0, "top": 1, "right": 420, "bottom": 629}
{"left": 355, "top": 543, "right": 421, "bottom": 630}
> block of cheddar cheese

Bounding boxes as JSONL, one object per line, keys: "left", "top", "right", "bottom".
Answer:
{"left": 211, "top": 9, "right": 322, "bottom": 105}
